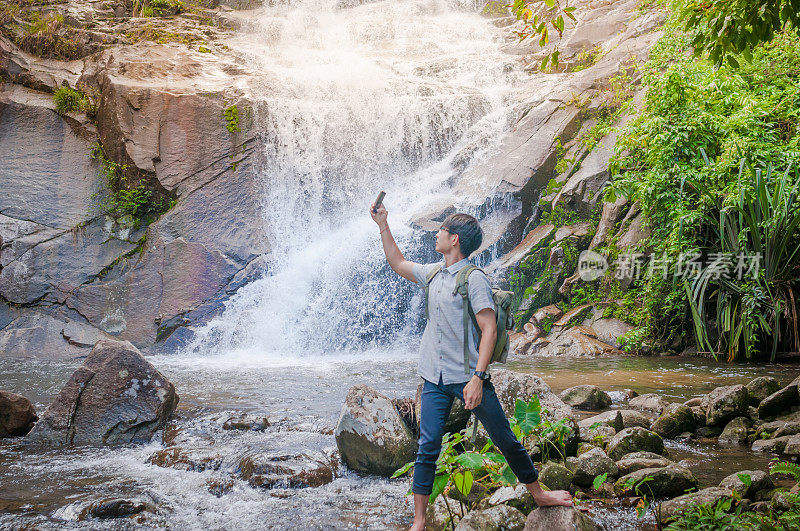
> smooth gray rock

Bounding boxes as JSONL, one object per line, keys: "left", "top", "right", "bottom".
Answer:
{"left": 719, "top": 470, "right": 772, "bottom": 498}
{"left": 615, "top": 452, "right": 674, "bottom": 476}
{"left": 455, "top": 504, "right": 526, "bottom": 531}
{"left": 606, "top": 427, "right": 665, "bottom": 461}
{"left": 569, "top": 447, "right": 619, "bottom": 487}
{"left": 706, "top": 385, "right": 749, "bottom": 427}
{"left": 26, "top": 339, "right": 179, "bottom": 445}
{"left": 614, "top": 465, "right": 698, "bottom": 498}
{"left": 560, "top": 385, "right": 611, "bottom": 411}
{"left": 578, "top": 410, "right": 623, "bottom": 432}
{"left": 484, "top": 484, "right": 535, "bottom": 514}
{"left": 0, "top": 390, "right": 37, "bottom": 437}
{"left": 334, "top": 384, "right": 416, "bottom": 477}
{"left": 718, "top": 417, "right": 751, "bottom": 446}
{"left": 523, "top": 506, "right": 599, "bottom": 531}
{"left": 659, "top": 487, "right": 734, "bottom": 522}
{"left": 0, "top": 311, "right": 102, "bottom": 359}
{"left": 629, "top": 393, "right": 668, "bottom": 415}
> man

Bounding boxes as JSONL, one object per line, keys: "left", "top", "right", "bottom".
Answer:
{"left": 370, "top": 203, "right": 573, "bottom": 530}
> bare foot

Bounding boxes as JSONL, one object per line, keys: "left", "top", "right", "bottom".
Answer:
{"left": 533, "top": 489, "right": 574, "bottom": 507}
{"left": 408, "top": 522, "right": 425, "bottom": 531}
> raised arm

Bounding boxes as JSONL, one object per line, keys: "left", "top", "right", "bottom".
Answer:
{"left": 370, "top": 203, "right": 417, "bottom": 283}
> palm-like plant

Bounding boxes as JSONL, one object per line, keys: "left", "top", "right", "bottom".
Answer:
{"left": 684, "top": 150, "right": 800, "bottom": 361}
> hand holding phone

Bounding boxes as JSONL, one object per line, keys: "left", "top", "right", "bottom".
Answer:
{"left": 372, "top": 191, "right": 386, "bottom": 214}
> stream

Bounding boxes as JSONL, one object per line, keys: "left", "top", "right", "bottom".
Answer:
{"left": 2, "top": 0, "right": 799, "bottom": 528}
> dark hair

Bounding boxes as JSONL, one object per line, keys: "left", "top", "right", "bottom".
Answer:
{"left": 442, "top": 213, "right": 483, "bottom": 258}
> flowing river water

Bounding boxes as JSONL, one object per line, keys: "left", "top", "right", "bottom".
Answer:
{"left": 2, "top": 0, "right": 800, "bottom": 529}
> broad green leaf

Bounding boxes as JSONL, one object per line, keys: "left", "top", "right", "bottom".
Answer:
{"left": 391, "top": 461, "right": 414, "bottom": 478}
{"left": 737, "top": 473, "right": 752, "bottom": 486}
{"left": 593, "top": 472, "right": 608, "bottom": 491}
{"left": 455, "top": 452, "right": 484, "bottom": 469}
{"left": 499, "top": 464, "right": 517, "bottom": 485}
{"left": 453, "top": 470, "right": 473, "bottom": 497}
{"left": 430, "top": 474, "right": 448, "bottom": 503}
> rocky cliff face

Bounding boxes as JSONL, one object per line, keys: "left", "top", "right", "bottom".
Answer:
{"left": 0, "top": 0, "right": 662, "bottom": 358}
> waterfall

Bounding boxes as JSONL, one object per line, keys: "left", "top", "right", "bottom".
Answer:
{"left": 181, "top": 0, "right": 525, "bottom": 361}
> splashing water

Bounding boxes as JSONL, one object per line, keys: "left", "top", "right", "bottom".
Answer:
{"left": 181, "top": 0, "right": 527, "bottom": 363}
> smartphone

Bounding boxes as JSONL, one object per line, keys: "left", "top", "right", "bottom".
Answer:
{"left": 372, "top": 191, "right": 386, "bottom": 213}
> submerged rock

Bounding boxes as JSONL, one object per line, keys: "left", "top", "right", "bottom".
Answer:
{"left": 523, "top": 506, "right": 599, "bottom": 531}
{"left": 334, "top": 384, "right": 416, "bottom": 477}
{"left": 0, "top": 390, "right": 38, "bottom": 437}
{"left": 559, "top": 385, "right": 611, "bottom": 411}
{"left": 705, "top": 385, "right": 749, "bottom": 427}
{"left": 455, "top": 504, "right": 526, "bottom": 531}
{"left": 239, "top": 452, "right": 336, "bottom": 489}
{"left": 26, "top": 339, "right": 178, "bottom": 446}
{"left": 222, "top": 413, "right": 270, "bottom": 431}
{"left": 606, "top": 427, "right": 665, "bottom": 461}
{"left": 79, "top": 498, "right": 157, "bottom": 520}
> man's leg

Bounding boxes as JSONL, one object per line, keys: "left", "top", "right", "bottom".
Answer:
{"left": 410, "top": 378, "right": 454, "bottom": 531}
{"left": 467, "top": 380, "right": 572, "bottom": 507}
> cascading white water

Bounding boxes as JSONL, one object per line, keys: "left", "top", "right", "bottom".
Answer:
{"left": 180, "top": 0, "right": 526, "bottom": 362}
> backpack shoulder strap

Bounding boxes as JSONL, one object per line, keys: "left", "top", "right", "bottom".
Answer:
{"left": 423, "top": 264, "right": 443, "bottom": 320}
{"left": 454, "top": 265, "right": 482, "bottom": 374}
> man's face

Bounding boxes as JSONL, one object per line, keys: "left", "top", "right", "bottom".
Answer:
{"left": 435, "top": 226, "right": 458, "bottom": 254}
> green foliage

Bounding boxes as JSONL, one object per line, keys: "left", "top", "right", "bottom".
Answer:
{"left": 674, "top": 0, "right": 800, "bottom": 68}
{"left": 508, "top": 0, "right": 576, "bottom": 70}
{"left": 684, "top": 156, "right": 800, "bottom": 361}
{"left": 130, "top": 0, "right": 185, "bottom": 17}
{"left": 224, "top": 105, "right": 241, "bottom": 133}
{"left": 603, "top": 25, "right": 800, "bottom": 355}
{"left": 771, "top": 461, "right": 800, "bottom": 482}
{"left": 664, "top": 496, "right": 742, "bottom": 530}
{"left": 53, "top": 85, "right": 98, "bottom": 117}
{"left": 592, "top": 472, "right": 607, "bottom": 491}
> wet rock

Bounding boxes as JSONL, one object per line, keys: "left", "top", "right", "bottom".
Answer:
{"left": 222, "top": 413, "right": 270, "bottom": 431}
{"left": 577, "top": 443, "right": 598, "bottom": 456}
{"left": 746, "top": 377, "right": 782, "bottom": 405}
{"left": 483, "top": 484, "right": 535, "bottom": 514}
{"left": 782, "top": 434, "right": 800, "bottom": 456}
{"left": 455, "top": 504, "right": 526, "bottom": 531}
{"left": 523, "top": 506, "right": 599, "bottom": 531}
{"left": 650, "top": 403, "right": 695, "bottom": 439}
{"left": 535, "top": 326, "right": 623, "bottom": 357}
{"left": 615, "top": 452, "right": 673, "bottom": 475}
{"left": 618, "top": 410, "right": 653, "bottom": 429}
{"left": 683, "top": 397, "right": 704, "bottom": 407}
{"left": 26, "top": 339, "right": 178, "bottom": 446}
{"left": 239, "top": 452, "right": 336, "bottom": 489}
{"left": 148, "top": 447, "right": 223, "bottom": 472}
{"left": 614, "top": 466, "right": 698, "bottom": 498}
{"left": 758, "top": 385, "right": 799, "bottom": 420}
{"left": 629, "top": 393, "right": 668, "bottom": 415}
{"left": 578, "top": 410, "right": 623, "bottom": 433}
{"left": 579, "top": 423, "right": 615, "bottom": 445}
{"left": 718, "top": 417, "right": 751, "bottom": 446}
{"left": 206, "top": 478, "right": 235, "bottom": 497}
{"left": 705, "top": 385, "right": 749, "bottom": 427}
{"left": 538, "top": 462, "right": 573, "bottom": 491}
{"left": 334, "top": 384, "right": 416, "bottom": 477}
{"left": 559, "top": 385, "right": 611, "bottom": 411}
{"left": 489, "top": 369, "right": 573, "bottom": 421}
{"left": 79, "top": 498, "right": 157, "bottom": 520}
{"left": 569, "top": 447, "right": 618, "bottom": 487}
{"left": 752, "top": 435, "right": 793, "bottom": 454}
{"left": 414, "top": 383, "right": 470, "bottom": 435}
{"left": 719, "top": 470, "right": 773, "bottom": 498}
{"left": 606, "top": 427, "right": 665, "bottom": 461}
{"left": 0, "top": 390, "right": 37, "bottom": 437}
{"left": 690, "top": 406, "right": 707, "bottom": 427}
{"left": 659, "top": 488, "right": 735, "bottom": 522}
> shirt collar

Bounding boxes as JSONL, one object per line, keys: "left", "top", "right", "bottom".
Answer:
{"left": 444, "top": 258, "right": 470, "bottom": 275}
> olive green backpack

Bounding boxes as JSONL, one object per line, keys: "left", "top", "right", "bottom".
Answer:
{"left": 424, "top": 264, "right": 515, "bottom": 374}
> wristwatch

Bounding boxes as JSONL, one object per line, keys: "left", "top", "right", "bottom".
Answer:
{"left": 473, "top": 370, "right": 490, "bottom": 381}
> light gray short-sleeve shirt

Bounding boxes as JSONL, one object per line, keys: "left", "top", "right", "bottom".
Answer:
{"left": 412, "top": 258, "right": 496, "bottom": 385}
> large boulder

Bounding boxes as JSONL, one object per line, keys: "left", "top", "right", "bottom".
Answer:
{"left": 26, "top": 339, "right": 178, "bottom": 445}
{"left": 482, "top": 485, "right": 535, "bottom": 514}
{"left": 719, "top": 470, "right": 773, "bottom": 498}
{"left": 0, "top": 390, "right": 38, "bottom": 437}
{"left": 650, "top": 403, "right": 695, "bottom": 439}
{"left": 659, "top": 487, "right": 735, "bottom": 522}
{"left": 334, "top": 384, "right": 416, "bottom": 477}
{"left": 746, "top": 377, "right": 781, "bottom": 405}
{"left": 717, "top": 417, "right": 751, "bottom": 446}
{"left": 538, "top": 462, "right": 573, "bottom": 491}
{"left": 455, "top": 504, "right": 526, "bottom": 531}
{"left": 578, "top": 410, "right": 623, "bottom": 432}
{"left": 559, "top": 385, "right": 611, "bottom": 411}
{"left": 568, "top": 447, "right": 618, "bottom": 487}
{"left": 752, "top": 435, "right": 793, "bottom": 454}
{"left": 757, "top": 385, "right": 799, "bottom": 420}
{"left": 523, "top": 506, "right": 599, "bottom": 531}
{"left": 615, "top": 452, "right": 674, "bottom": 475}
{"left": 614, "top": 466, "right": 698, "bottom": 498}
{"left": 489, "top": 369, "right": 573, "bottom": 420}
{"left": 606, "top": 427, "right": 664, "bottom": 461}
{"left": 705, "top": 385, "right": 749, "bottom": 427}
{"left": 628, "top": 393, "right": 668, "bottom": 415}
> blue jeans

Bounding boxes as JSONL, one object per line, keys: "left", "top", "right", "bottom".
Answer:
{"left": 411, "top": 376, "right": 539, "bottom": 495}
